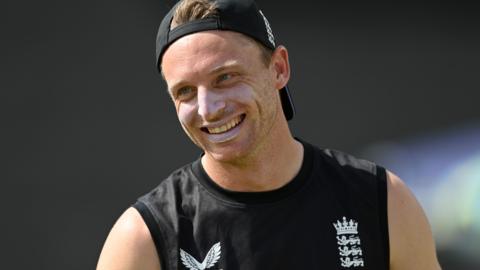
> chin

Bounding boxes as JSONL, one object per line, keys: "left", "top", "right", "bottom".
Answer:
{"left": 197, "top": 122, "right": 264, "bottom": 164}
{"left": 203, "top": 142, "right": 253, "bottom": 165}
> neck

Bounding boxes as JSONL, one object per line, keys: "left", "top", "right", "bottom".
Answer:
{"left": 201, "top": 120, "right": 304, "bottom": 192}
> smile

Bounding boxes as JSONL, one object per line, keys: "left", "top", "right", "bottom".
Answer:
{"left": 203, "top": 114, "right": 245, "bottom": 134}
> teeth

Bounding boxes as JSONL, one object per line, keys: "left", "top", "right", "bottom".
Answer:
{"left": 207, "top": 116, "right": 242, "bottom": 134}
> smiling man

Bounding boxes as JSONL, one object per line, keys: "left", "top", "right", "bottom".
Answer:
{"left": 97, "top": 1, "right": 441, "bottom": 269}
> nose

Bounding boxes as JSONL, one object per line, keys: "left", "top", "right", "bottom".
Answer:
{"left": 197, "top": 87, "right": 226, "bottom": 122}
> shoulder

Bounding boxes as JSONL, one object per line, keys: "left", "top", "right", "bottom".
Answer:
{"left": 137, "top": 162, "right": 197, "bottom": 206}
{"left": 386, "top": 171, "right": 441, "bottom": 269}
{"left": 305, "top": 144, "right": 389, "bottom": 210}
{"left": 311, "top": 146, "right": 385, "bottom": 192}
{"left": 145, "top": 162, "right": 196, "bottom": 194}
{"left": 97, "top": 207, "right": 161, "bottom": 270}
{"left": 302, "top": 140, "right": 386, "bottom": 188}
{"left": 316, "top": 146, "right": 379, "bottom": 175}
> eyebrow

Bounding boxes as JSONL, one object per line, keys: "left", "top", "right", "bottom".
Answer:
{"left": 168, "top": 61, "right": 242, "bottom": 92}
{"left": 208, "top": 60, "right": 241, "bottom": 76}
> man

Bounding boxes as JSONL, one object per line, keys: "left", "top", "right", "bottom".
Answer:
{"left": 97, "top": 0, "right": 441, "bottom": 269}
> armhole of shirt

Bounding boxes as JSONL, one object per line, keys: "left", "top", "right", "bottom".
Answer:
{"left": 376, "top": 165, "right": 390, "bottom": 270}
{"left": 132, "top": 200, "right": 169, "bottom": 270}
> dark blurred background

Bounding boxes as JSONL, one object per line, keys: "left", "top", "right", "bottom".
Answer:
{"left": 3, "top": 0, "right": 479, "bottom": 269}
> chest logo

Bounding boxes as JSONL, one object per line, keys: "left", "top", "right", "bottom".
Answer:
{"left": 180, "top": 242, "right": 221, "bottom": 270}
{"left": 333, "top": 217, "right": 365, "bottom": 268}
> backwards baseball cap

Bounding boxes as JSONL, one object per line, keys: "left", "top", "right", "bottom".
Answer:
{"left": 155, "top": 0, "right": 295, "bottom": 120}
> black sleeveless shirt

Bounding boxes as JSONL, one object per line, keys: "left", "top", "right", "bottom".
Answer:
{"left": 133, "top": 140, "right": 389, "bottom": 270}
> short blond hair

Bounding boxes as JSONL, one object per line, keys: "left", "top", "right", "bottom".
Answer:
{"left": 171, "top": 0, "right": 218, "bottom": 29}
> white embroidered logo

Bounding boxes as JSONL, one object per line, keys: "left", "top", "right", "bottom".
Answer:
{"left": 333, "top": 217, "right": 365, "bottom": 268}
{"left": 180, "top": 242, "right": 221, "bottom": 270}
{"left": 258, "top": 10, "right": 275, "bottom": 47}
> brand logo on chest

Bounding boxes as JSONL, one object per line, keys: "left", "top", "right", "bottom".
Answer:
{"left": 333, "top": 217, "right": 365, "bottom": 268}
{"left": 180, "top": 242, "right": 222, "bottom": 270}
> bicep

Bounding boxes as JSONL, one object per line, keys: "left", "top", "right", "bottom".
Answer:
{"left": 387, "top": 171, "right": 441, "bottom": 270}
{"left": 97, "top": 207, "right": 161, "bottom": 270}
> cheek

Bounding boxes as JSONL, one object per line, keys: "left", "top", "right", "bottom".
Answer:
{"left": 176, "top": 102, "right": 197, "bottom": 126}
{"left": 227, "top": 84, "right": 255, "bottom": 104}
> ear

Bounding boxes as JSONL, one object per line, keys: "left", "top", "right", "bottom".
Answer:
{"left": 270, "top": 45, "right": 291, "bottom": 90}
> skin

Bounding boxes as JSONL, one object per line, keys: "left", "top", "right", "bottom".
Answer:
{"left": 161, "top": 31, "right": 303, "bottom": 191}
{"left": 96, "top": 208, "right": 161, "bottom": 270}
{"left": 387, "top": 171, "right": 441, "bottom": 269}
{"left": 97, "top": 30, "right": 441, "bottom": 270}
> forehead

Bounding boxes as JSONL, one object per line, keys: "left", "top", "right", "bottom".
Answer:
{"left": 161, "top": 31, "right": 260, "bottom": 81}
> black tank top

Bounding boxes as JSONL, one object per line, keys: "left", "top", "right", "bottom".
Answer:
{"left": 133, "top": 139, "right": 389, "bottom": 270}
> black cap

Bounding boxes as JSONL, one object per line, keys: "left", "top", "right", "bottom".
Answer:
{"left": 155, "top": 0, "right": 295, "bottom": 120}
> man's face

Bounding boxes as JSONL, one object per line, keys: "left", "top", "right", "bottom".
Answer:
{"left": 161, "top": 31, "right": 284, "bottom": 164}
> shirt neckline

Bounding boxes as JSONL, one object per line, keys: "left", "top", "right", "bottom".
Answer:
{"left": 190, "top": 138, "right": 314, "bottom": 205}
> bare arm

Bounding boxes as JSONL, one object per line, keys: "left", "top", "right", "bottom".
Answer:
{"left": 97, "top": 207, "right": 161, "bottom": 270}
{"left": 387, "top": 170, "right": 441, "bottom": 270}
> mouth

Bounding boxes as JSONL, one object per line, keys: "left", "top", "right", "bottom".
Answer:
{"left": 201, "top": 114, "right": 246, "bottom": 134}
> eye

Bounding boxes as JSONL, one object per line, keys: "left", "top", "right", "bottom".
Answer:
{"left": 175, "top": 86, "right": 194, "bottom": 100}
{"left": 217, "top": 73, "right": 233, "bottom": 83}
